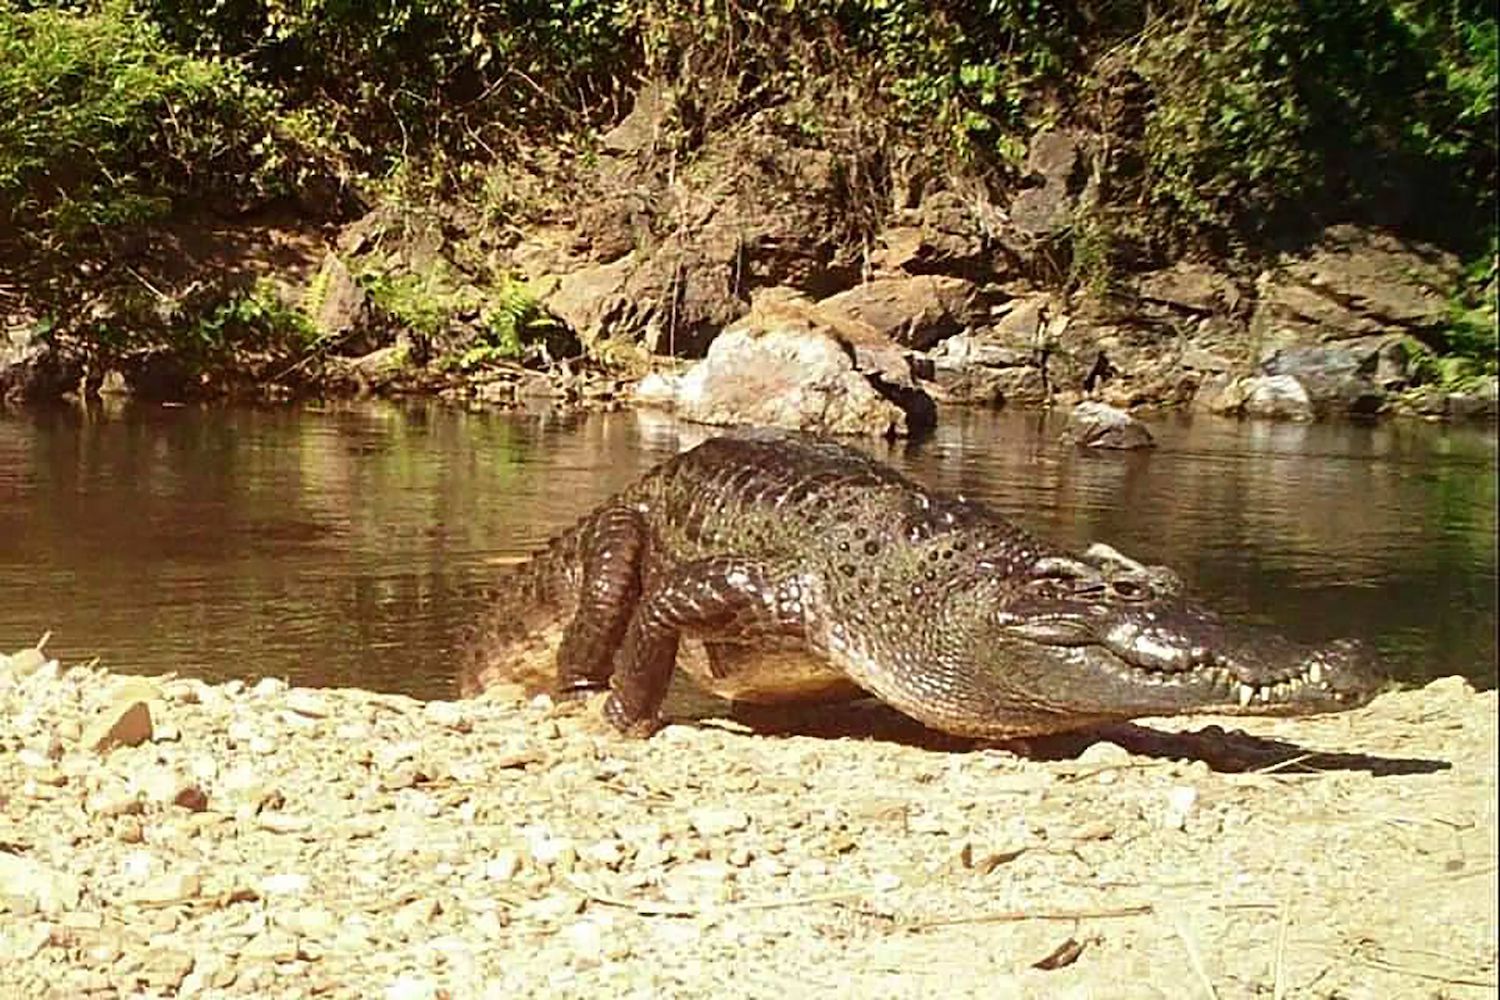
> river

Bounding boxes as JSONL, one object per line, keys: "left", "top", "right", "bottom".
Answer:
{"left": 2, "top": 402, "right": 1494, "bottom": 698}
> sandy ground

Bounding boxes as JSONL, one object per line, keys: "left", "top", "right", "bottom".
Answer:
{"left": 0, "top": 644, "right": 1495, "bottom": 1000}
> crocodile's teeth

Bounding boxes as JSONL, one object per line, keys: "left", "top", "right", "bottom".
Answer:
{"left": 1237, "top": 684, "right": 1254, "bottom": 707}
{"left": 1308, "top": 661, "right": 1323, "bottom": 684}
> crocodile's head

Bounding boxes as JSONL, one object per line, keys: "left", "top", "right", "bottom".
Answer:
{"left": 926, "top": 543, "right": 1383, "bottom": 738}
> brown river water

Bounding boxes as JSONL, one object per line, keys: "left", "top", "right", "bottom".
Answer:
{"left": 2, "top": 402, "right": 1495, "bottom": 698}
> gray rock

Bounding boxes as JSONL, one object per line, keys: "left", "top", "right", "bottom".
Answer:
{"left": 600, "top": 79, "right": 671, "bottom": 154}
{"left": 1, "top": 322, "right": 81, "bottom": 403}
{"left": 1009, "top": 185, "right": 1074, "bottom": 236}
{"left": 1252, "top": 225, "right": 1460, "bottom": 347}
{"left": 1241, "top": 375, "right": 1315, "bottom": 421}
{"left": 0, "top": 853, "right": 82, "bottom": 914}
{"left": 989, "top": 366, "right": 1052, "bottom": 407}
{"left": 1062, "top": 401, "right": 1155, "bottom": 450}
{"left": 990, "top": 296, "right": 1049, "bottom": 345}
{"left": 630, "top": 371, "right": 680, "bottom": 408}
{"left": 674, "top": 297, "right": 933, "bottom": 436}
{"left": 818, "top": 276, "right": 981, "bottom": 350}
{"left": 1259, "top": 343, "right": 1388, "bottom": 416}
{"left": 673, "top": 328, "right": 903, "bottom": 435}
{"left": 1137, "top": 264, "right": 1241, "bottom": 315}
{"left": 870, "top": 191, "right": 993, "bottom": 277}
{"left": 308, "top": 253, "right": 372, "bottom": 342}
{"left": 1025, "top": 130, "right": 1086, "bottom": 186}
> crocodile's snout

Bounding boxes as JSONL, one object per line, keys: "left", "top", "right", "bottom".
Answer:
{"left": 994, "top": 598, "right": 1383, "bottom": 719}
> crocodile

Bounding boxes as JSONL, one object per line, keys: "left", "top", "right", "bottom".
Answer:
{"left": 457, "top": 432, "right": 1380, "bottom": 738}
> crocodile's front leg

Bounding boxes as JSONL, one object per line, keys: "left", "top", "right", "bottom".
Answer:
{"left": 604, "top": 558, "right": 808, "bottom": 735}
{"left": 554, "top": 505, "right": 649, "bottom": 696}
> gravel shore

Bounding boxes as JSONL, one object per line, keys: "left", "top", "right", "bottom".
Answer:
{"left": 1, "top": 644, "right": 1494, "bottom": 999}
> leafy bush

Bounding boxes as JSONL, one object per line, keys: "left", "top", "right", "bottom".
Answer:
{"left": 0, "top": 2, "right": 302, "bottom": 240}
{"left": 1120, "top": 0, "right": 1497, "bottom": 253}
{"left": 5, "top": 0, "right": 1494, "bottom": 284}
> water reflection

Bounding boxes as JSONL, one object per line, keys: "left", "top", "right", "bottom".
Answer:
{"left": 1, "top": 401, "right": 1493, "bottom": 697}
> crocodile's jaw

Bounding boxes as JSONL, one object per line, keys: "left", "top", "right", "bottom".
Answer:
{"left": 884, "top": 616, "right": 1383, "bottom": 740}
{"left": 1020, "top": 636, "right": 1377, "bottom": 718}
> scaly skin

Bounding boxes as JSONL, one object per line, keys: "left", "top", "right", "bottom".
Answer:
{"left": 457, "top": 432, "right": 1380, "bottom": 738}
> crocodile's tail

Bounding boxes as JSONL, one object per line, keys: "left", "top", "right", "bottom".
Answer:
{"left": 454, "top": 525, "right": 588, "bottom": 699}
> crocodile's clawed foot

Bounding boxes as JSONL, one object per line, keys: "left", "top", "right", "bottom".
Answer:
{"left": 554, "top": 680, "right": 608, "bottom": 704}
{"left": 603, "top": 694, "right": 664, "bottom": 738}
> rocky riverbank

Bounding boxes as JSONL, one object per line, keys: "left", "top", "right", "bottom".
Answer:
{"left": 3, "top": 124, "right": 1495, "bottom": 432}
{"left": 1, "top": 641, "right": 1494, "bottom": 998}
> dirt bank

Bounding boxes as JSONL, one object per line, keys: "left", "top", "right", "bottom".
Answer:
{"left": 0, "top": 649, "right": 1494, "bottom": 999}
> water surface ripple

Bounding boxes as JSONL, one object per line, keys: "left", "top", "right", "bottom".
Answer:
{"left": 2, "top": 403, "right": 1493, "bottom": 698}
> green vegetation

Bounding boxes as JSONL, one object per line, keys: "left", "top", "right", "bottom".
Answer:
{"left": 1, "top": 0, "right": 1493, "bottom": 386}
{"left": 6, "top": 1, "right": 1491, "bottom": 254}
{"left": 0, "top": 2, "right": 322, "bottom": 243}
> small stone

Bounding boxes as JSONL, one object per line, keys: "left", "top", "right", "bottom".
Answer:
{"left": 285, "top": 689, "right": 331, "bottom": 718}
{"left": 6, "top": 648, "right": 48, "bottom": 676}
{"left": 563, "top": 920, "right": 605, "bottom": 964}
{"left": 257, "top": 813, "right": 312, "bottom": 834}
{"left": 380, "top": 761, "right": 422, "bottom": 791}
{"left": 139, "top": 770, "right": 209, "bottom": 812}
{"left": 126, "top": 872, "right": 202, "bottom": 906}
{"left": 86, "top": 788, "right": 143, "bottom": 818}
{"left": 574, "top": 839, "right": 620, "bottom": 869}
{"left": 527, "top": 836, "right": 576, "bottom": 868}
{"left": 140, "top": 949, "right": 195, "bottom": 990}
{"left": 2, "top": 922, "right": 51, "bottom": 961}
{"left": 84, "top": 700, "right": 153, "bottom": 752}
{"left": 58, "top": 910, "right": 104, "bottom": 930}
{"left": 749, "top": 857, "right": 789, "bottom": 879}
{"left": 471, "top": 909, "right": 507, "bottom": 939}
{"left": 518, "top": 892, "right": 585, "bottom": 923}
{"left": 241, "top": 929, "right": 299, "bottom": 962}
{"left": 252, "top": 677, "right": 288, "bottom": 698}
{"left": 115, "top": 816, "right": 145, "bottom": 844}
{"left": 260, "top": 873, "right": 311, "bottom": 896}
{"left": 907, "top": 812, "right": 950, "bottom": 835}
{"left": 385, "top": 975, "right": 440, "bottom": 1000}
{"left": 0, "top": 854, "right": 82, "bottom": 914}
{"left": 392, "top": 897, "right": 441, "bottom": 938}
{"left": 422, "top": 701, "right": 471, "bottom": 732}
{"left": 484, "top": 851, "right": 523, "bottom": 882}
{"left": 1077, "top": 741, "right": 1131, "bottom": 766}
{"left": 1162, "top": 786, "right": 1199, "bottom": 832}
{"left": 688, "top": 807, "right": 751, "bottom": 838}
{"left": 278, "top": 905, "right": 336, "bottom": 938}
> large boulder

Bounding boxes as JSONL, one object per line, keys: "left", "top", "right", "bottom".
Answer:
{"left": 1136, "top": 264, "right": 1243, "bottom": 316}
{"left": 1061, "top": 401, "right": 1156, "bottom": 450}
{"left": 1209, "top": 374, "right": 1316, "bottom": 421}
{"left": 1008, "top": 129, "right": 1091, "bottom": 237}
{"left": 1253, "top": 225, "right": 1460, "bottom": 346}
{"left": 1247, "top": 226, "right": 1460, "bottom": 415}
{"left": 869, "top": 190, "right": 1002, "bottom": 279}
{"left": 817, "top": 275, "right": 982, "bottom": 350}
{"left": 545, "top": 256, "right": 639, "bottom": 347}
{"left": 668, "top": 292, "right": 935, "bottom": 436}
{"left": 923, "top": 331, "right": 1037, "bottom": 406}
{"left": 1258, "top": 343, "right": 1389, "bottom": 415}
{"left": 306, "top": 253, "right": 372, "bottom": 348}
{"left": 1, "top": 320, "right": 80, "bottom": 403}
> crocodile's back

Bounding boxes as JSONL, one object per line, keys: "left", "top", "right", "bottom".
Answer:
{"left": 457, "top": 432, "right": 971, "bottom": 700}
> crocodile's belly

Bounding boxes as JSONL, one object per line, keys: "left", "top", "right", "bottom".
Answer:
{"left": 678, "top": 640, "right": 865, "bottom": 705}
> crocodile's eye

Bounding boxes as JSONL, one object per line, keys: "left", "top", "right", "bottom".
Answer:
{"left": 1028, "top": 557, "right": 1107, "bottom": 597}
{"left": 1111, "top": 579, "right": 1146, "bottom": 600}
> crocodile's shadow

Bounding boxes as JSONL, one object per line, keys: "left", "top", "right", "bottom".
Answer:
{"left": 698, "top": 697, "right": 1449, "bottom": 777}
